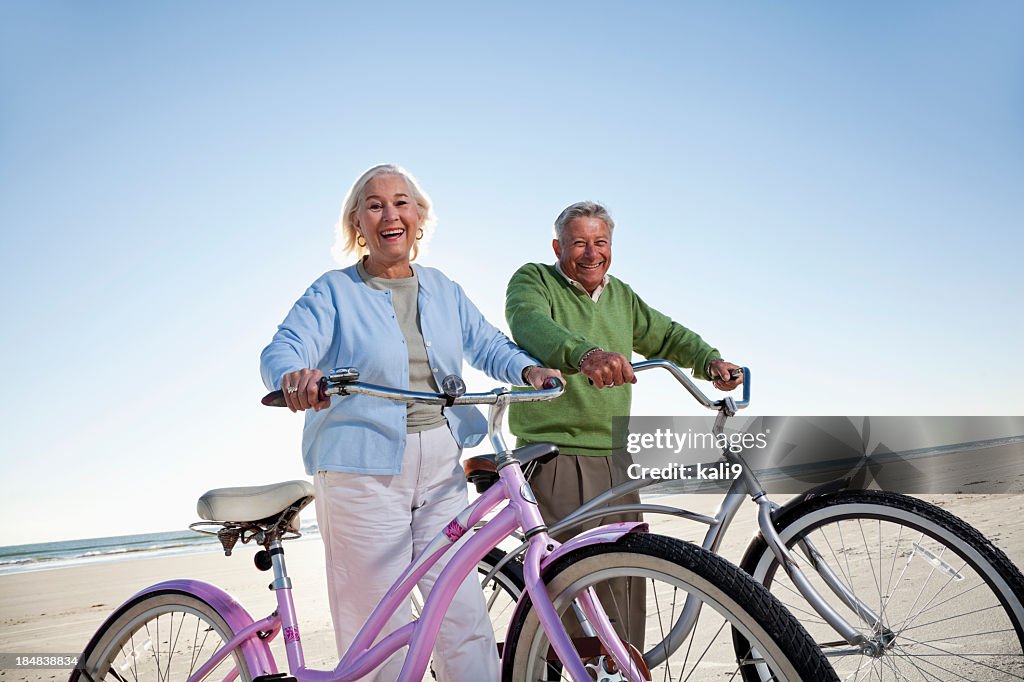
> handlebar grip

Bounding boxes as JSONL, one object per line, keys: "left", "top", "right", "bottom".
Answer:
{"left": 542, "top": 377, "right": 563, "bottom": 390}
{"left": 261, "top": 378, "right": 329, "bottom": 407}
{"left": 261, "top": 390, "right": 287, "bottom": 407}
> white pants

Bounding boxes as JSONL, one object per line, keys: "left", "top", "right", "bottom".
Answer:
{"left": 314, "top": 425, "right": 499, "bottom": 682}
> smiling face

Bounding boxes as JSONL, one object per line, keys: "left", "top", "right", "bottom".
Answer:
{"left": 553, "top": 216, "right": 612, "bottom": 294}
{"left": 352, "top": 173, "right": 421, "bottom": 275}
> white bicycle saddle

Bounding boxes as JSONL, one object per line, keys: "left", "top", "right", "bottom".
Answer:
{"left": 196, "top": 480, "right": 315, "bottom": 523}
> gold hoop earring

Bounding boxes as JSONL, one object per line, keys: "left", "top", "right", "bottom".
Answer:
{"left": 357, "top": 235, "right": 367, "bottom": 248}
{"left": 416, "top": 228, "right": 424, "bottom": 240}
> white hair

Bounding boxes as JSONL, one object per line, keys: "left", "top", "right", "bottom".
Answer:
{"left": 332, "top": 163, "right": 436, "bottom": 263}
{"left": 553, "top": 201, "right": 615, "bottom": 243}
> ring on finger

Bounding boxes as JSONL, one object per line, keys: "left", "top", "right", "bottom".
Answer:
{"left": 287, "top": 385, "right": 298, "bottom": 394}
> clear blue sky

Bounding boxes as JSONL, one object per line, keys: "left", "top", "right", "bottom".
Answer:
{"left": 2, "top": 2, "right": 1021, "bottom": 545}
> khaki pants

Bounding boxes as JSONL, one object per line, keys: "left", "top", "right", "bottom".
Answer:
{"left": 526, "top": 450, "right": 646, "bottom": 648}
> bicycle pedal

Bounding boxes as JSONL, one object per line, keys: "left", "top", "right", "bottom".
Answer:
{"left": 253, "top": 675, "right": 296, "bottom": 682}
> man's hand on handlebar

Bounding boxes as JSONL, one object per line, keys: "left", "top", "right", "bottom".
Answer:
{"left": 281, "top": 368, "right": 331, "bottom": 413}
{"left": 708, "top": 359, "right": 743, "bottom": 392}
{"left": 580, "top": 350, "right": 637, "bottom": 389}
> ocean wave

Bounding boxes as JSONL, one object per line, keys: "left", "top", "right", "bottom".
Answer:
{"left": 79, "top": 541, "right": 198, "bottom": 558}
{"left": 0, "top": 525, "right": 320, "bottom": 575}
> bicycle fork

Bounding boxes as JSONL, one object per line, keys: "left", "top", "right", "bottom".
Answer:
{"left": 496, "top": 450, "right": 647, "bottom": 680}
{"left": 711, "top": 411, "right": 881, "bottom": 657}
{"left": 520, "top": 534, "right": 648, "bottom": 682}
{"left": 485, "top": 390, "right": 649, "bottom": 682}
{"left": 749, "top": 494, "right": 883, "bottom": 654}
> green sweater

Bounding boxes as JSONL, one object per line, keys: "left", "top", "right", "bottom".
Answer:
{"left": 506, "top": 263, "right": 720, "bottom": 456}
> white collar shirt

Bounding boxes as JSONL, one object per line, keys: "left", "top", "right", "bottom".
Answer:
{"left": 554, "top": 261, "right": 608, "bottom": 303}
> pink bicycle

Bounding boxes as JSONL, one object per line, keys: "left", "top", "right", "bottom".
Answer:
{"left": 70, "top": 369, "right": 838, "bottom": 682}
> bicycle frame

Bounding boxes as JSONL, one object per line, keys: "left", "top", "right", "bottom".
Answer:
{"left": 146, "top": 382, "right": 651, "bottom": 682}
{"left": 554, "top": 464, "right": 873, "bottom": 659}
{"left": 491, "top": 360, "right": 878, "bottom": 660}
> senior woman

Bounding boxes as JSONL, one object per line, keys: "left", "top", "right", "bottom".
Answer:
{"left": 260, "top": 163, "right": 560, "bottom": 681}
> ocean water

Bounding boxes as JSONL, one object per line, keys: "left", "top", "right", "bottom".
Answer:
{"left": 0, "top": 522, "right": 320, "bottom": 575}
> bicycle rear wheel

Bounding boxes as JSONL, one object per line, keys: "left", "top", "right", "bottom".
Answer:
{"left": 737, "top": 490, "right": 1024, "bottom": 681}
{"left": 501, "top": 532, "right": 838, "bottom": 681}
{"left": 72, "top": 591, "right": 251, "bottom": 682}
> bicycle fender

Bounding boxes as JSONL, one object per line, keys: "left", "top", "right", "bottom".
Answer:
{"left": 541, "top": 521, "right": 648, "bottom": 570}
{"left": 773, "top": 477, "right": 851, "bottom": 519}
{"left": 127, "top": 580, "right": 278, "bottom": 676}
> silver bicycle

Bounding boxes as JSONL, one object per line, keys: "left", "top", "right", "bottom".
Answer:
{"left": 467, "top": 360, "right": 1024, "bottom": 681}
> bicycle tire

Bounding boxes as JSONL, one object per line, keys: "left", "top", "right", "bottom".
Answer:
{"left": 736, "top": 490, "right": 1024, "bottom": 681}
{"left": 71, "top": 590, "right": 251, "bottom": 682}
{"left": 501, "top": 532, "right": 839, "bottom": 682}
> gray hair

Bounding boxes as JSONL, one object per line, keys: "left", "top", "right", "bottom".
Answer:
{"left": 553, "top": 201, "right": 615, "bottom": 243}
{"left": 332, "top": 163, "right": 436, "bottom": 263}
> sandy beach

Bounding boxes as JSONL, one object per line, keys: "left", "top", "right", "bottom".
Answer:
{"left": 2, "top": 492, "right": 1022, "bottom": 682}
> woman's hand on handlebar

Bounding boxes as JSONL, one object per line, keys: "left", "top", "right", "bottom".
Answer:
{"left": 523, "top": 366, "right": 563, "bottom": 390}
{"left": 281, "top": 368, "right": 331, "bottom": 413}
{"left": 708, "top": 359, "right": 743, "bottom": 391}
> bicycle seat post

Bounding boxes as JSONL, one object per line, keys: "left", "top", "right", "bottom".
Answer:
{"left": 259, "top": 529, "right": 309, "bottom": 673}
{"left": 261, "top": 533, "right": 292, "bottom": 591}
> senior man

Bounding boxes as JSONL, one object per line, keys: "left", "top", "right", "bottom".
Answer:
{"left": 505, "top": 200, "right": 742, "bottom": 534}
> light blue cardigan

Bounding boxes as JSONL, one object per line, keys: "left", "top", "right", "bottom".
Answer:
{"left": 261, "top": 263, "right": 537, "bottom": 475}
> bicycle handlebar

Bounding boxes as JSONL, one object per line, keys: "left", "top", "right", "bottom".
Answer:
{"left": 632, "top": 359, "right": 750, "bottom": 411}
{"left": 261, "top": 368, "right": 564, "bottom": 408}
{"left": 262, "top": 361, "right": 744, "bottom": 411}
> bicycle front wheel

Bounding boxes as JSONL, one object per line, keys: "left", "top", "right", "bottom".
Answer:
{"left": 72, "top": 591, "right": 251, "bottom": 682}
{"left": 501, "top": 532, "right": 838, "bottom": 682}
{"left": 738, "top": 490, "right": 1024, "bottom": 681}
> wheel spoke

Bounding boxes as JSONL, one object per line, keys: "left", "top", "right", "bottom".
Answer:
{"left": 753, "top": 492, "right": 1024, "bottom": 682}
{"left": 78, "top": 595, "right": 247, "bottom": 682}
